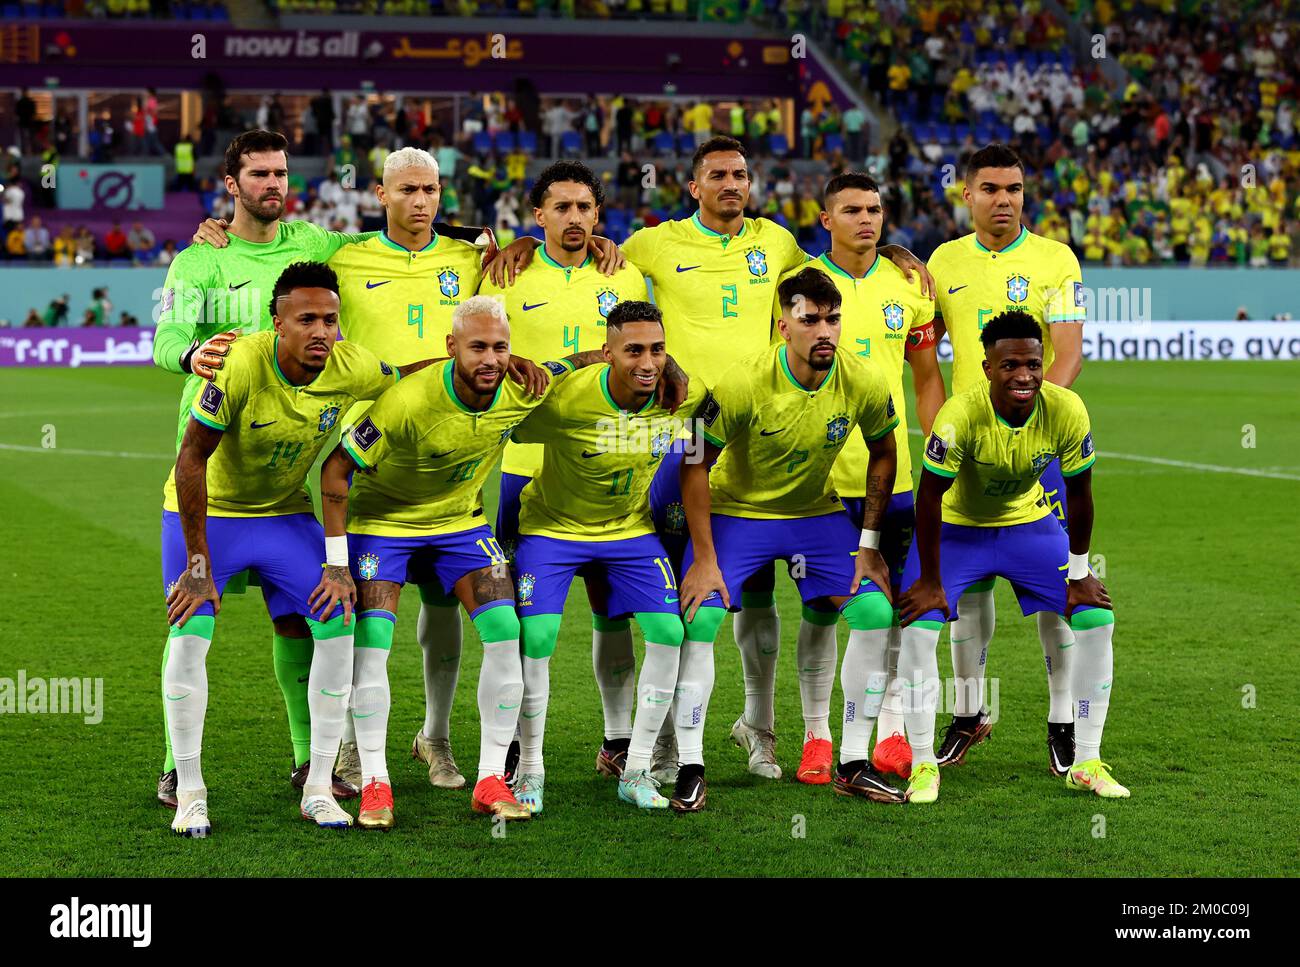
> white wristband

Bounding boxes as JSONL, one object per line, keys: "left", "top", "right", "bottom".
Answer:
{"left": 859, "top": 528, "right": 881, "bottom": 550}
{"left": 1067, "top": 552, "right": 1089, "bottom": 581}
{"left": 325, "top": 535, "right": 349, "bottom": 568}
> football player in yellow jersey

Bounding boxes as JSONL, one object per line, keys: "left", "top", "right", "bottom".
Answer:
{"left": 326, "top": 147, "right": 489, "bottom": 795}
{"left": 160, "top": 262, "right": 436, "bottom": 837}
{"left": 479, "top": 162, "right": 651, "bottom": 782}
{"left": 896, "top": 312, "right": 1125, "bottom": 802}
{"left": 510, "top": 301, "right": 709, "bottom": 814}
{"left": 768, "top": 172, "right": 947, "bottom": 788}
{"left": 674, "top": 268, "right": 904, "bottom": 810}
{"left": 926, "top": 144, "right": 1088, "bottom": 774}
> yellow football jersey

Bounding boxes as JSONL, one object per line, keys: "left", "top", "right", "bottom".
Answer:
{"left": 621, "top": 213, "right": 808, "bottom": 387}
{"left": 163, "top": 330, "right": 397, "bottom": 517}
{"left": 341, "top": 359, "right": 563, "bottom": 537}
{"left": 513, "top": 365, "right": 708, "bottom": 541}
{"left": 775, "top": 253, "right": 932, "bottom": 496}
{"left": 702, "top": 344, "right": 898, "bottom": 519}
{"left": 920, "top": 381, "right": 1095, "bottom": 527}
{"left": 329, "top": 231, "right": 483, "bottom": 366}
{"left": 928, "top": 228, "right": 1087, "bottom": 395}
{"left": 478, "top": 248, "right": 648, "bottom": 478}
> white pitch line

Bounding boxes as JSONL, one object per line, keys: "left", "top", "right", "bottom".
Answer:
{"left": 0, "top": 442, "right": 171, "bottom": 460}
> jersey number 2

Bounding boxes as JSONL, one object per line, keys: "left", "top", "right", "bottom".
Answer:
{"left": 721, "top": 284, "right": 739, "bottom": 318}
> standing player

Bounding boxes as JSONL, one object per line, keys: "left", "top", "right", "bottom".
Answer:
{"left": 317, "top": 296, "right": 568, "bottom": 826}
{"left": 896, "top": 311, "right": 1124, "bottom": 803}
{"left": 509, "top": 301, "right": 707, "bottom": 814}
{"left": 926, "top": 144, "right": 1087, "bottom": 773}
{"left": 479, "top": 162, "right": 650, "bottom": 781}
{"left": 770, "top": 172, "right": 946, "bottom": 786}
{"left": 327, "top": 147, "right": 487, "bottom": 793}
{"left": 674, "top": 268, "right": 903, "bottom": 811}
{"left": 160, "top": 262, "right": 421, "bottom": 836}
{"left": 151, "top": 129, "right": 371, "bottom": 808}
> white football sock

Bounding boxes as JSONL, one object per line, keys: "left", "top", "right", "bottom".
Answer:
{"left": 1071, "top": 620, "right": 1115, "bottom": 763}
{"left": 341, "top": 710, "right": 356, "bottom": 745}
{"left": 838, "top": 626, "right": 890, "bottom": 763}
{"left": 351, "top": 645, "right": 391, "bottom": 786}
{"left": 591, "top": 618, "right": 635, "bottom": 741}
{"left": 951, "top": 587, "right": 996, "bottom": 716}
{"left": 306, "top": 625, "right": 354, "bottom": 792}
{"left": 1037, "top": 611, "right": 1076, "bottom": 724}
{"left": 477, "top": 637, "right": 524, "bottom": 782}
{"left": 418, "top": 600, "right": 462, "bottom": 740}
{"left": 874, "top": 621, "right": 907, "bottom": 744}
{"left": 626, "top": 641, "right": 681, "bottom": 772}
{"left": 164, "top": 630, "right": 212, "bottom": 793}
{"left": 518, "top": 654, "right": 550, "bottom": 776}
{"left": 899, "top": 623, "right": 943, "bottom": 765}
{"left": 735, "top": 602, "right": 780, "bottom": 731}
{"left": 796, "top": 617, "right": 837, "bottom": 742}
{"left": 672, "top": 641, "right": 715, "bottom": 767}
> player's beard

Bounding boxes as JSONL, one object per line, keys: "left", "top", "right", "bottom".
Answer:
{"left": 808, "top": 343, "right": 836, "bottom": 370}
{"left": 240, "top": 192, "right": 284, "bottom": 224}
{"left": 559, "top": 229, "right": 588, "bottom": 253}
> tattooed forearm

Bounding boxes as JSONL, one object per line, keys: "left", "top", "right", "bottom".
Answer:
{"left": 397, "top": 356, "right": 445, "bottom": 378}
{"left": 320, "top": 488, "right": 350, "bottom": 505}
{"left": 564, "top": 349, "right": 606, "bottom": 370}
{"left": 174, "top": 452, "right": 209, "bottom": 560}
{"left": 862, "top": 471, "right": 890, "bottom": 531}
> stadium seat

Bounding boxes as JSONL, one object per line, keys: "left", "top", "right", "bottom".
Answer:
{"left": 472, "top": 131, "right": 493, "bottom": 155}
{"left": 652, "top": 131, "right": 675, "bottom": 154}
{"left": 517, "top": 130, "right": 538, "bottom": 154}
{"left": 769, "top": 133, "right": 790, "bottom": 156}
{"left": 824, "top": 133, "right": 844, "bottom": 154}
{"left": 494, "top": 131, "right": 517, "bottom": 153}
{"left": 678, "top": 133, "right": 695, "bottom": 155}
{"left": 560, "top": 131, "right": 582, "bottom": 156}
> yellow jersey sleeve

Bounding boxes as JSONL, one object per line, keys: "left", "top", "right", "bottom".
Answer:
{"left": 342, "top": 383, "right": 410, "bottom": 472}
{"left": 189, "top": 348, "right": 251, "bottom": 432}
{"left": 919, "top": 397, "right": 968, "bottom": 478}
{"left": 698, "top": 364, "right": 751, "bottom": 448}
{"left": 1044, "top": 247, "right": 1088, "bottom": 324}
{"left": 621, "top": 226, "right": 660, "bottom": 279}
{"left": 1057, "top": 393, "right": 1096, "bottom": 477}
{"left": 855, "top": 363, "right": 900, "bottom": 443}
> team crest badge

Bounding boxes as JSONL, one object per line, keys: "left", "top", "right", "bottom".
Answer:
{"left": 318, "top": 404, "right": 340, "bottom": 434}
{"left": 438, "top": 268, "right": 460, "bottom": 298}
{"left": 596, "top": 290, "right": 619, "bottom": 318}
{"left": 665, "top": 501, "right": 686, "bottom": 534}
{"left": 517, "top": 572, "right": 536, "bottom": 605}
{"left": 882, "top": 303, "right": 905, "bottom": 331}
{"left": 1031, "top": 451, "right": 1054, "bottom": 474}
{"left": 649, "top": 429, "right": 673, "bottom": 460}
{"left": 825, "top": 415, "right": 850, "bottom": 445}
{"left": 745, "top": 247, "right": 768, "bottom": 277}
{"left": 357, "top": 553, "right": 380, "bottom": 581}
{"left": 1007, "top": 274, "right": 1030, "bottom": 304}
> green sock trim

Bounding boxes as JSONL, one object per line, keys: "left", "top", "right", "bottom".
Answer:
{"left": 521, "top": 613, "right": 561, "bottom": 659}
{"left": 167, "top": 614, "right": 215, "bottom": 639}
{"left": 1069, "top": 608, "right": 1115, "bottom": 631}
{"left": 966, "top": 577, "right": 997, "bottom": 593}
{"left": 635, "top": 611, "right": 684, "bottom": 647}
{"left": 684, "top": 606, "right": 726, "bottom": 643}
{"left": 160, "top": 638, "right": 175, "bottom": 772}
{"left": 272, "top": 633, "right": 313, "bottom": 769}
{"left": 842, "top": 591, "right": 894, "bottom": 631}
{"left": 592, "top": 613, "right": 631, "bottom": 633}
{"left": 355, "top": 616, "right": 395, "bottom": 650}
{"left": 472, "top": 603, "right": 521, "bottom": 645}
{"left": 800, "top": 604, "right": 839, "bottom": 627}
{"left": 307, "top": 613, "right": 353, "bottom": 640}
{"left": 741, "top": 590, "right": 775, "bottom": 609}
{"left": 911, "top": 619, "right": 946, "bottom": 631}
{"left": 417, "top": 582, "right": 457, "bottom": 606}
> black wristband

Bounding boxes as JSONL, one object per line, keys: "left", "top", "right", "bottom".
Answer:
{"left": 180, "top": 339, "right": 199, "bottom": 374}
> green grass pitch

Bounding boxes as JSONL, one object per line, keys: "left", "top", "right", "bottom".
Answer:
{"left": 0, "top": 361, "right": 1296, "bottom": 877}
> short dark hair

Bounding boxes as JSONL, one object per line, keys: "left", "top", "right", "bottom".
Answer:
{"left": 778, "top": 267, "right": 842, "bottom": 313}
{"left": 270, "top": 261, "right": 339, "bottom": 317}
{"left": 980, "top": 310, "right": 1043, "bottom": 349}
{"left": 965, "top": 143, "right": 1024, "bottom": 182}
{"left": 822, "top": 171, "right": 880, "bottom": 208}
{"left": 225, "top": 129, "right": 289, "bottom": 180}
{"left": 606, "top": 300, "right": 663, "bottom": 333}
{"left": 691, "top": 135, "right": 747, "bottom": 177}
{"left": 529, "top": 160, "right": 605, "bottom": 209}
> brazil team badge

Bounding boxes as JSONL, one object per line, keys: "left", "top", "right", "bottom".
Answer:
{"left": 517, "top": 572, "right": 536, "bottom": 605}
{"left": 357, "top": 553, "right": 380, "bottom": 581}
{"left": 318, "top": 404, "right": 340, "bottom": 434}
{"left": 1007, "top": 274, "right": 1029, "bottom": 303}
{"left": 438, "top": 268, "right": 461, "bottom": 298}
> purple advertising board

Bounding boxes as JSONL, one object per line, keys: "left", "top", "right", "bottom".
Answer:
{"left": 0, "top": 328, "right": 155, "bottom": 368}
{"left": 0, "top": 22, "right": 798, "bottom": 96}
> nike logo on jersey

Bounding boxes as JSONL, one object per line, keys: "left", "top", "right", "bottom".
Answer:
{"left": 675, "top": 264, "right": 701, "bottom": 272}
{"left": 581, "top": 450, "right": 603, "bottom": 458}
{"left": 760, "top": 428, "right": 783, "bottom": 436}
{"left": 365, "top": 280, "right": 390, "bottom": 289}
{"left": 228, "top": 280, "right": 251, "bottom": 290}
{"left": 664, "top": 595, "right": 679, "bottom": 605}
{"left": 522, "top": 301, "right": 549, "bottom": 311}
{"left": 430, "top": 449, "right": 457, "bottom": 458}
{"left": 250, "top": 420, "right": 277, "bottom": 429}
{"left": 947, "top": 285, "right": 968, "bottom": 293}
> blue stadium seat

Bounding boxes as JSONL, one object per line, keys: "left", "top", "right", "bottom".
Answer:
{"left": 494, "top": 130, "right": 516, "bottom": 152}
{"left": 677, "top": 133, "right": 695, "bottom": 155}
{"left": 472, "top": 131, "right": 492, "bottom": 154}
{"left": 560, "top": 130, "right": 582, "bottom": 155}
{"left": 518, "top": 130, "right": 538, "bottom": 154}
{"left": 995, "top": 123, "right": 1012, "bottom": 142}
{"left": 824, "top": 133, "right": 844, "bottom": 154}
{"left": 769, "top": 133, "right": 790, "bottom": 156}
{"left": 652, "top": 131, "right": 675, "bottom": 154}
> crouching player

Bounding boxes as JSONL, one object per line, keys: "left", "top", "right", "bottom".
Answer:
{"left": 897, "top": 310, "right": 1125, "bottom": 803}
{"left": 676, "top": 267, "right": 903, "bottom": 811}
{"left": 317, "top": 296, "right": 592, "bottom": 827}
{"left": 161, "top": 262, "right": 421, "bottom": 837}
{"left": 508, "top": 301, "right": 703, "bottom": 813}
